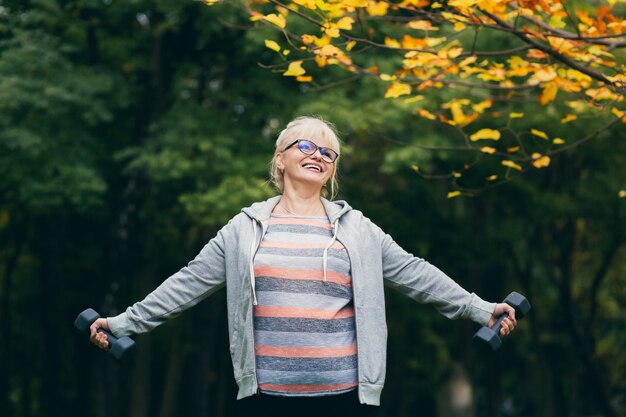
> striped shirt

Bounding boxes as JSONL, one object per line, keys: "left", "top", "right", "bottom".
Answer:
{"left": 253, "top": 213, "right": 358, "bottom": 396}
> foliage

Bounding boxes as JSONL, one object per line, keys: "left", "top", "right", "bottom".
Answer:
{"left": 209, "top": 0, "right": 626, "bottom": 192}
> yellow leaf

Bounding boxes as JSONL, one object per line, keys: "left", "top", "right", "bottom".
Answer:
{"left": 417, "top": 109, "right": 437, "bottom": 120}
{"left": 553, "top": 138, "right": 565, "bottom": 144}
{"left": 612, "top": 108, "right": 626, "bottom": 121}
{"left": 560, "top": 114, "right": 577, "bottom": 123}
{"left": 283, "top": 61, "right": 306, "bottom": 77}
{"left": 586, "top": 87, "right": 620, "bottom": 101}
{"left": 432, "top": 2, "right": 443, "bottom": 8}
{"left": 472, "top": 99, "right": 492, "bottom": 114}
{"left": 425, "top": 37, "right": 447, "bottom": 47}
{"left": 336, "top": 17, "right": 355, "bottom": 30}
{"left": 367, "top": 1, "right": 389, "bottom": 16}
{"left": 408, "top": 20, "right": 438, "bottom": 31}
{"left": 447, "top": 48, "right": 463, "bottom": 58}
{"left": 619, "top": 190, "right": 626, "bottom": 198}
{"left": 292, "top": 0, "right": 317, "bottom": 9}
{"left": 323, "top": 25, "right": 340, "bottom": 38}
{"left": 301, "top": 34, "right": 316, "bottom": 45}
{"left": 447, "top": 191, "right": 462, "bottom": 199}
{"left": 539, "top": 81, "right": 558, "bottom": 106}
{"left": 343, "top": 0, "right": 367, "bottom": 6}
{"left": 385, "top": 82, "right": 412, "bottom": 98}
{"left": 458, "top": 56, "right": 477, "bottom": 67}
{"left": 379, "top": 74, "right": 395, "bottom": 81}
{"left": 404, "top": 95, "right": 424, "bottom": 103}
{"left": 507, "top": 146, "right": 520, "bottom": 153}
{"left": 264, "top": 39, "right": 281, "bottom": 52}
{"left": 470, "top": 128, "right": 501, "bottom": 141}
{"left": 204, "top": 0, "right": 221, "bottom": 5}
{"left": 531, "top": 67, "right": 557, "bottom": 84}
{"left": 411, "top": 164, "right": 420, "bottom": 172}
{"left": 531, "top": 129, "right": 549, "bottom": 140}
{"left": 384, "top": 37, "right": 401, "bottom": 48}
{"left": 486, "top": 175, "right": 498, "bottom": 181}
{"left": 549, "top": 15, "right": 566, "bottom": 29}
{"left": 531, "top": 153, "right": 551, "bottom": 168}
{"left": 480, "top": 147, "right": 497, "bottom": 154}
{"left": 316, "top": 44, "right": 342, "bottom": 57}
{"left": 509, "top": 112, "right": 524, "bottom": 118}
{"left": 502, "top": 160, "right": 522, "bottom": 171}
{"left": 453, "top": 22, "right": 466, "bottom": 31}
{"left": 283, "top": 49, "right": 290, "bottom": 56}
{"left": 315, "top": 55, "right": 328, "bottom": 68}
{"left": 264, "top": 13, "right": 286, "bottom": 29}
{"left": 296, "top": 75, "right": 313, "bottom": 82}
{"left": 346, "top": 40, "right": 357, "bottom": 51}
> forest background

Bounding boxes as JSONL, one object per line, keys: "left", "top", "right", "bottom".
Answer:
{"left": 0, "top": 1, "right": 624, "bottom": 417}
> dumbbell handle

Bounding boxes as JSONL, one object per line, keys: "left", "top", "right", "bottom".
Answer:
{"left": 96, "top": 327, "right": 119, "bottom": 349}
{"left": 489, "top": 311, "right": 510, "bottom": 335}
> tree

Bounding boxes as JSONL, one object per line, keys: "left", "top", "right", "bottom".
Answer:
{"left": 206, "top": 0, "right": 626, "bottom": 193}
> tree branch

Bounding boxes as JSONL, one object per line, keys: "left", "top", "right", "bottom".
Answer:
{"left": 481, "top": 10, "right": 615, "bottom": 87}
{"left": 509, "top": 2, "right": 626, "bottom": 48}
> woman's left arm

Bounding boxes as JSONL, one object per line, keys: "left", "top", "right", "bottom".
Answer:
{"left": 377, "top": 226, "right": 498, "bottom": 327}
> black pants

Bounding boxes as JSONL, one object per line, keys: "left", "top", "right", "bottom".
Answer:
{"left": 236, "top": 390, "right": 381, "bottom": 417}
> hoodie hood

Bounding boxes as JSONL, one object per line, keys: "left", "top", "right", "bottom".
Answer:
{"left": 241, "top": 195, "right": 353, "bottom": 223}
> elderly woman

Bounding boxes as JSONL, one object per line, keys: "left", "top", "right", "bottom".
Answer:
{"left": 90, "top": 116, "right": 516, "bottom": 416}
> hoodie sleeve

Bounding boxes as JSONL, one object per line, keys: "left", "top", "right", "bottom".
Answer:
{"left": 377, "top": 226, "right": 496, "bottom": 326}
{"left": 107, "top": 221, "right": 231, "bottom": 337}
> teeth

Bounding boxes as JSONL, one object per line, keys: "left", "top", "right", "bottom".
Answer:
{"left": 303, "top": 164, "right": 321, "bottom": 172}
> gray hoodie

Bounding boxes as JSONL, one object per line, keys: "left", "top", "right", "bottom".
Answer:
{"left": 107, "top": 195, "right": 496, "bottom": 405}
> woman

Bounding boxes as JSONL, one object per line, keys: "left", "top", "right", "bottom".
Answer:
{"left": 90, "top": 116, "right": 517, "bottom": 416}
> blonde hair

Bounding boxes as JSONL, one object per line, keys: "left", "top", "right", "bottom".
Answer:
{"left": 270, "top": 116, "right": 341, "bottom": 199}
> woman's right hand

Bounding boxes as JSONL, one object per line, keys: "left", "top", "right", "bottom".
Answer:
{"left": 89, "top": 318, "right": 111, "bottom": 350}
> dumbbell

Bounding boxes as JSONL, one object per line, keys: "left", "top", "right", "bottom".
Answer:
{"left": 74, "top": 308, "right": 136, "bottom": 360}
{"left": 473, "top": 292, "right": 531, "bottom": 351}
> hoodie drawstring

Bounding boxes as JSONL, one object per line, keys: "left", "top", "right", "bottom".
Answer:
{"left": 322, "top": 219, "right": 339, "bottom": 285}
{"left": 249, "top": 219, "right": 258, "bottom": 306}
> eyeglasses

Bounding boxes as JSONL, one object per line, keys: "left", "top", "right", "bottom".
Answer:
{"left": 283, "top": 139, "right": 339, "bottom": 163}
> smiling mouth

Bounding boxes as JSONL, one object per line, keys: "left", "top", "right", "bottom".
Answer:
{"left": 302, "top": 163, "right": 322, "bottom": 173}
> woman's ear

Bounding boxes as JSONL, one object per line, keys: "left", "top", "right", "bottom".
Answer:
{"left": 275, "top": 151, "right": 285, "bottom": 171}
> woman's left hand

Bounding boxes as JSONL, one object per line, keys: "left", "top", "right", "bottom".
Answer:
{"left": 487, "top": 303, "right": 517, "bottom": 337}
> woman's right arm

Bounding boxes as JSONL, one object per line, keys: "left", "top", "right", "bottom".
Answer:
{"left": 90, "top": 219, "right": 234, "bottom": 349}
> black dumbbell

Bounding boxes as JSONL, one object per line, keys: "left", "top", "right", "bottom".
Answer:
{"left": 74, "top": 308, "right": 136, "bottom": 360}
{"left": 473, "top": 292, "right": 531, "bottom": 351}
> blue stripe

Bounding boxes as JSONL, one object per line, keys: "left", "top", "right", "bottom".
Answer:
{"left": 254, "top": 317, "right": 355, "bottom": 333}
{"left": 256, "top": 355, "right": 358, "bottom": 371}
{"left": 255, "top": 330, "right": 356, "bottom": 347}
{"left": 257, "top": 247, "right": 349, "bottom": 261}
{"left": 257, "top": 369, "right": 358, "bottom": 385}
{"left": 268, "top": 224, "right": 333, "bottom": 237}
{"left": 255, "top": 277, "right": 353, "bottom": 299}
{"left": 256, "top": 291, "right": 353, "bottom": 310}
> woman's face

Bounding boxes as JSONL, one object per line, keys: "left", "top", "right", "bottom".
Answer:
{"left": 276, "top": 136, "right": 338, "bottom": 193}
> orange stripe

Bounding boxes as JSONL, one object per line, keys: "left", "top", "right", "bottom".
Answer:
{"left": 269, "top": 217, "right": 332, "bottom": 229}
{"left": 259, "top": 240, "right": 345, "bottom": 250}
{"left": 259, "top": 382, "right": 357, "bottom": 393}
{"left": 254, "top": 266, "right": 351, "bottom": 286}
{"left": 255, "top": 344, "right": 357, "bottom": 358}
{"left": 254, "top": 305, "right": 355, "bottom": 320}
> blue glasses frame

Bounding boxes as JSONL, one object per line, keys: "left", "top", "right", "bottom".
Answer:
{"left": 283, "top": 139, "right": 339, "bottom": 163}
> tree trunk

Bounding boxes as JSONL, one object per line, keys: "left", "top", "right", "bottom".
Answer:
{"left": 158, "top": 321, "right": 187, "bottom": 417}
